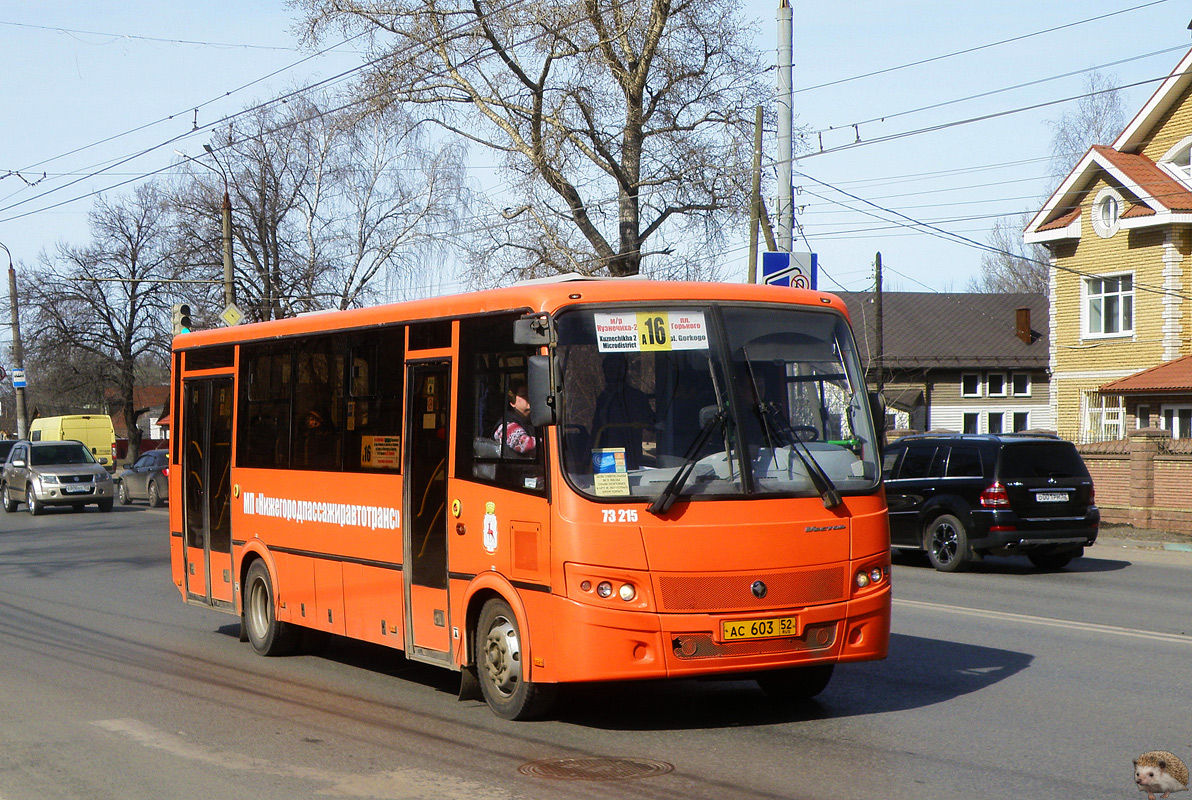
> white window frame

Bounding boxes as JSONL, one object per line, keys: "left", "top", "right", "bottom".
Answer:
{"left": 1159, "top": 134, "right": 1192, "bottom": 186}
{"left": 1090, "top": 187, "right": 1123, "bottom": 238}
{"left": 1161, "top": 404, "right": 1192, "bottom": 439}
{"left": 1137, "top": 404, "right": 1151, "bottom": 429}
{"left": 987, "top": 411, "right": 1004, "bottom": 434}
{"left": 1083, "top": 272, "right": 1134, "bottom": 339}
{"left": 986, "top": 372, "right": 1007, "bottom": 398}
{"left": 1011, "top": 372, "right": 1031, "bottom": 397}
{"left": 961, "top": 373, "right": 981, "bottom": 398}
{"left": 1080, "top": 390, "right": 1125, "bottom": 443}
{"left": 1012, "top": 411, "right": 1030, "bottom": 432}
{"left": 962, "top": 412, "right": 979, "bottom": 434}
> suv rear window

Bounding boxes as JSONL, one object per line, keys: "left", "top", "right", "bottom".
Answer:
{"left": 998, "top": 443, "right": 1088, "bottom": 479}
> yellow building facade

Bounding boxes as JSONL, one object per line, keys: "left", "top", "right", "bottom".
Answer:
{"left": 1027, "top": 48, "right": 1192, "bottom": 442}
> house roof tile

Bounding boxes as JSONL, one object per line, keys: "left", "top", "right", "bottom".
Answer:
{"left": 1100, "top": 355, "right": 1192, "bottom": 393}
{"left": 834, "top": 292, "right": 1048, "bottom": 372}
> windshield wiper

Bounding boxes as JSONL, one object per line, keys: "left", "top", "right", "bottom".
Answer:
{"left": 647, "top": 407, "right": 728, "bottom": 516}
{"left": 759, "top": 402, "right": 842, "bottom": 509}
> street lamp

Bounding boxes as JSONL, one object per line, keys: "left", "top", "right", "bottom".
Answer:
{"left": 175, "top": 147, "right": 236, "bottom": 308}
{"left": 0, "top": 241, "right": 28, "bottom": 439}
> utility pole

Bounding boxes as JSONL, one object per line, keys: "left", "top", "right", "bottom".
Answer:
{"left": 776, "top": 0, "right": 793, "bottom": 253}
{"left": 874, "top": 252, "right": 884, "bottom": 395}
{"left": 0, "top": 242, "right": 27, "bottom": 439}
{"left": 749, "top": 106, "right": 763, "bottom": 283}
{"left": 205, "top": 145, "right": 236, "bottom": 308}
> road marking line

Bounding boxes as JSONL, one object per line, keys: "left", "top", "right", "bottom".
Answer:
{"left": 894, "top": 598, "right": 1192, "bottom": 645}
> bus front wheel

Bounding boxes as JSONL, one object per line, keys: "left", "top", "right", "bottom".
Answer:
{"left": 475, "top": 598, "right": 556, "bottom": 721}
{"left": 244, "top": 560, "right": 299, "bottom": 656}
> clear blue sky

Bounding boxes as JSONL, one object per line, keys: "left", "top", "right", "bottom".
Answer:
{"left": 0, "top": 0, "right": 1188, "bottom": 296}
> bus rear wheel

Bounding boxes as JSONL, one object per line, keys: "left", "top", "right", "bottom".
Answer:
{"left": 244, "top": 560, "right": 299, "bottom": 656}
{"left": 475, "top": 599, "right": 556, "bottom": 720}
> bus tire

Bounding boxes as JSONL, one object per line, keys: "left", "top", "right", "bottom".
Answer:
{"left": 475, "top": 598, "right": 556, "bottom": 720}
{"left": 756, "top": 664, "right": 835, "bottom": 701}
{"left": 244, "top": 560, "right": 300, "bottom": 656}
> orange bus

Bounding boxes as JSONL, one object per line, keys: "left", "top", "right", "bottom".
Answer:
{"left": 168, "top": 278, "right": 890, "bottom": 719}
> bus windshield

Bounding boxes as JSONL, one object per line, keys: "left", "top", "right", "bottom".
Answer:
{"left": 555, "top": 303, "right": 881, "bottom": 503}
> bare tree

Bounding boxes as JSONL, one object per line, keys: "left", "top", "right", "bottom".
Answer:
{"left": 295, "top": 0, "right": 767, "bottom": 279}
{"left": 969, "top": 212, "right": 1049, "bottom": 294}
{"left": 1047, "top": 71, "right": 1127, "bottom": 185}
{"left": 174, "top": 94, "right": 465, "bottom": 319}
{"left": 23, "top": 183, "right": 179, "bottom": 457}
{"left": 975, "top": 71, "right": 1126, "bottom": 294}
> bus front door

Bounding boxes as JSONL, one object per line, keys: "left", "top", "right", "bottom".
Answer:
{"left": 182, "top": 377, "right": 235, "bottom": 609}
{"left": 404, "top": 362, "right": 452, "bottom": 663}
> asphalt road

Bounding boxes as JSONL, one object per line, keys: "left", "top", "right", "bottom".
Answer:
{"left": 0, "top": 505, "right": 1188, "bottom": 800}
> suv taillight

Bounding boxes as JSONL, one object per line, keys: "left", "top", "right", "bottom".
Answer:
{"left": 980, "top": 482, "right": 1011, "bottom": 508}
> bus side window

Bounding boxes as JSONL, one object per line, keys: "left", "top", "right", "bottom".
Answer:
{"left": 344, "top": 326, "right": 404, "bottom": 473}
{"left": 240, "top": 346, "right": 291, "bottom": 469}
{"left": 457, "top": 314, "right": 546, "bottom": 495}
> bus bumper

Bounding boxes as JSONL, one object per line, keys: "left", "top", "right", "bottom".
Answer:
{"left": 542, "top": 587, "right": 890, "bottom": 683}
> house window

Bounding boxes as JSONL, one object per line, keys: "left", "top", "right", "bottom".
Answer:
{"left": 961, "top": 373, "right": 981, "bottom": 397}
{"left": 1011, "top": 373, "right": 1031, "bottom": 397}
{"left": 986, "top": 373, "right": 1007, "bottom": 397}
{"left": 1080, "top": 390, "right": 1125, "bottom": 443}
{"left": 1086, "top": 274, "right": 1133, "bottom": 337}
{"left": 1160, "top": 135, "right": 1192, "bottom": 184}
{"left": 1162, "top": 405, "right": 1192, "bottom": 439}
{"left": 1091, "top": 187, "right": 1122, "bottom": 238}
{"left": 963, "top": 413, "right": 979, "bottom": 434}
{"left": 1013, "top": 411, "right": 1029, "bottom": 432}
{"left": 1137, "top": 404, "right": 1151, "bottom": 429}
{"left": 987, "top": 412, "right": 1004, "bottom": 434}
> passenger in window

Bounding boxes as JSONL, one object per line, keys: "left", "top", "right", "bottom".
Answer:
{"left": 494, "top": 382, "right": 536, "bottom": 456}
{"left": 298, "top": 408, "right": 337, "bottom": 468}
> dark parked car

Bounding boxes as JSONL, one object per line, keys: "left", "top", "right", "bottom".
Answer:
{"left": 0, "top": 440, "right": 16, "bottom": 464}
{"left": 0, "top": 439, "right": 115, "bottom": 514}
{"left": 115, "top": 449, "right": 169, "bottom": 507}
{"left": 883, "top": 433, "right": 1099, "bottom": 572}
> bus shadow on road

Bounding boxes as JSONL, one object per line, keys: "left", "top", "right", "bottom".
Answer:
{"left": 551, "top": 632, "right": 1030, "bottom": 730}
{"left": 213, "top": 626, "right": 1028, "bottom": 731}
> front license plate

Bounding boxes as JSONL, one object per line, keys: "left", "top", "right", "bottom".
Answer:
{"left": 721, "top": 616, "right": 798, "bottom": 642}
{"left": 63, "top": 486, "right": 91, "bottom": 494}
{"left": 1036, "top": 492, "right": 1068, "bottom": 503}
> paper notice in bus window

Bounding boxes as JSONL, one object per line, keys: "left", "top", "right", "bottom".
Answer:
{"left": 361, "top": 435, "right": 400, "bottom": 468}
{"left": 594, "top": 311, "right": 708, "bottom": 352}
{"left": 592, "top": 447, "right": 630, "bottom": 496}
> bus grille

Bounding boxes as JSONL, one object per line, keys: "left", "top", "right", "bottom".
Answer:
{"left": 656, "top": 566, "right": 846, "bottom": 612}
{"left": 672, "top": 622, "right": 838, "bottom": 660}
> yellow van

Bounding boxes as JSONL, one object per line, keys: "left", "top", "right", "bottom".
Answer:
{"left": 29, "top": 415, "right": 116, "bottom": 467}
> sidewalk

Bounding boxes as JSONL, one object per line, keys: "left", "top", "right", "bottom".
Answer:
{"left": 1097, "top": 523, "right": 1192, "bottom": 553}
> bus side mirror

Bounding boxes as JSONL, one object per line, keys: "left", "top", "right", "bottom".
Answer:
{"left": 514, "top": 315, "right": 551, "bottom": 346}
{"left": 527, "top": 355, "right": 556, "bottom": 427}
{"left": 868, "top": 391, "right": 886, "bottom": 452}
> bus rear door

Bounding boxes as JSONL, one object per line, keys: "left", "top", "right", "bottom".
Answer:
{"left": 182, "top": 377, "right": 235, "bottom": 608}
{"left": 403, "top": 361, "right": 452, "bottom": 663}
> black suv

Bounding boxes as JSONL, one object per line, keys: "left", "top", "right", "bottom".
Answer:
{"left": 882, "top": 433, "right": 1099, "bottom": 571}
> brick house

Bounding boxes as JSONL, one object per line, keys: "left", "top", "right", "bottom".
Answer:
{"left": 835, "top": 292, "right": 1052, "bottom": 434}
{"left": 1024, "top": 46, "right": 1192, "bottom": 442}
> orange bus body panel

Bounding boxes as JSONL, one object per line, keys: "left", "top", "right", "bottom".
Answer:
{"left": 168, "top": 279, "right": 888, "bottom": 698}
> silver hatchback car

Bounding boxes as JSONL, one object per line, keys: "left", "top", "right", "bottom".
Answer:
{"left": 1, "top": 439, "right": 115, "bottom": 514}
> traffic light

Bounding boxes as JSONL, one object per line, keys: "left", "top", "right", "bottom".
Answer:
{"left": 171, "top": 303, "right": 192, "bottom": 336}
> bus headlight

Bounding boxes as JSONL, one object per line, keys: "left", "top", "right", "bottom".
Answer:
{"left": 618, "top": 583, "right": 636, "bottom": 602}
{"left": 597, "top": 581, "right": 613, "bottom": 598}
